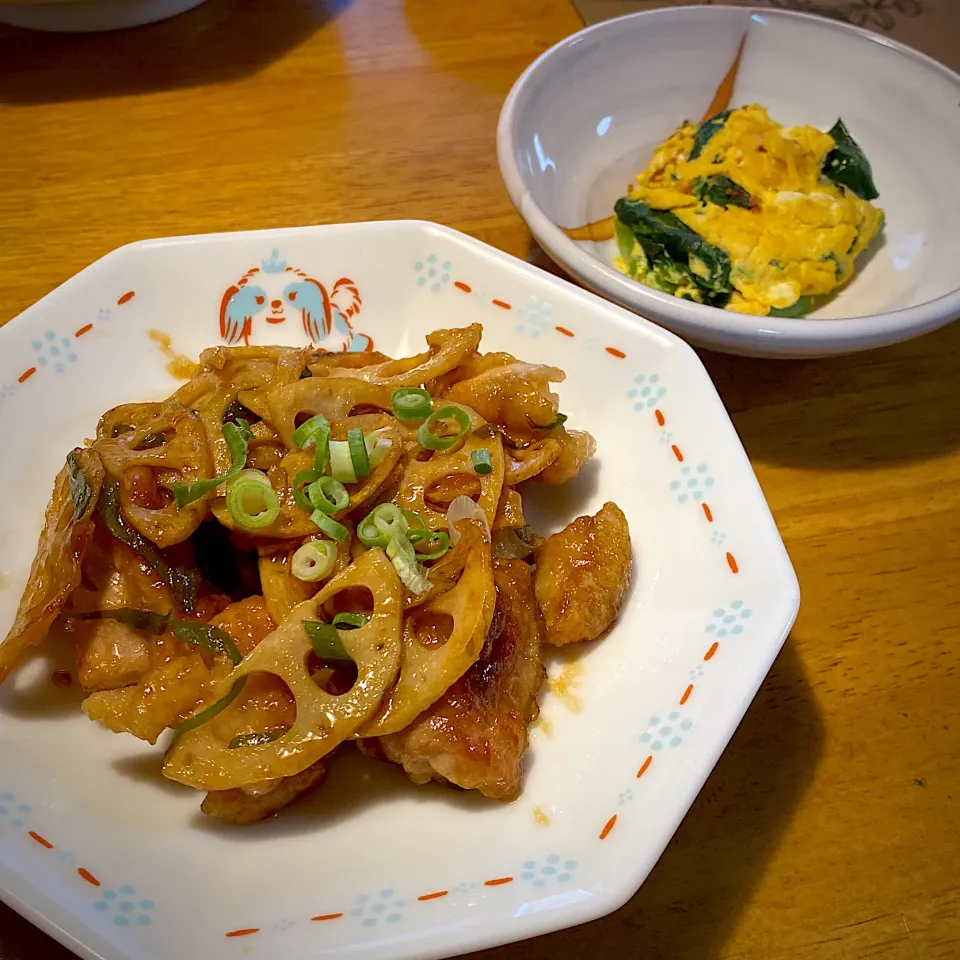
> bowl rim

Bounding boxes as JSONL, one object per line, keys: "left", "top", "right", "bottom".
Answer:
{"left": 496, "top": 3, "right": 960, "bottom": 350}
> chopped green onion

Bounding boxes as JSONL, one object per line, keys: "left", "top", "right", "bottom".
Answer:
{"left": 170, "top": 678, "right": 247, "bottom": 742}
{"left": 372, "top": 503, "right": 406, "bottom": 537}
{"left": 386, "top": 533, "right": 431, "bottom": 594}
{"left": 171, "top": 620, "right": 244, "bottom": 665}
{"left": 471, "top": 449, "right": 493, "bottom": 475}
{"left": 329, "top": 440, "right": 357, "bottom": 484}
{"left": 365, "top": 428, "right": 394, "bottom": 469}
{"left": 357, "top": 517, "right": 388, "bottom": 549}
{"left": 526, "top": 412, "right": 568, "bottom": 431}
{"left": 417, "top": 405, "right": 471, "bottom": 451}
{"left": 293, "top": 413, "right": 329, "bottom": 450}
{"left": 492, "top": 528, "right": 535, "bottom": 560}
{"left": 226, "top": 470, "right": 280, "bottom": 531}
{"left": 293, "top": 413, "right": 331, "bottom": 473}
{"left": 391, "top": 387, "right": 432, "bottom": 423}
{"left": 66, "top": 450, "right": 94, "bottom": 519}
{"left": 223, "top": 401, "right": 260, "bottom": 428}
{"left": 308, "top": 475, "right": 350, "bottom": 515}
{"left": 313, "top": 428, "right": 331, "bottom": 473}
{"left": 68, "top": 607, "right": 172, "bottom": 634}
{"left": 359, "top": 504, "right": 416, "bottom": 548}
{"left": 332, "top": 612, "right": 367, "bottom": 630}
{"left": 303, "top": 620, "right": 352, "bottom": 661}
{"left": 311, "top": 511, "right": 348, "bottom": 542}
{"left": 291, "top": 540, "right": 338, "bottom": 582}
{"left": 401, "top": 508, "right": 426, "bottom": 531}
{"left": 411, "top": 530, "right": 450, "bottom": 561}
{"left": 293, "top": 469, "right": 321, "bottom": 513}
{"left": 348, "top": 428, "right": 371, "bottom": 478}
{"left": 228, "top": 727, "right": 289, "bottom": 749}
{"left": 526, "top": 413, "right": 567, "bottom": 431}
{"left": 172, "top": 419, "right": 252, "bottom": 508}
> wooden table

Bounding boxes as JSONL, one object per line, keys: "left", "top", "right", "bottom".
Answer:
{"left": 1, "top": 1, "right": 958, "bottom": 958}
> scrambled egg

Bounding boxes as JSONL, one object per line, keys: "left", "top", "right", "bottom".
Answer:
{"left": 613, "top": 105, "right": 884, "bottom": 316}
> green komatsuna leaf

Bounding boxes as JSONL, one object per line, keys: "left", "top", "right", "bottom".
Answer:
{"left": 693, "top": 175, "right": 752, "bottom": 210}
{"left": 769, "top": 295, "right": 816, "bottom": 318}
{"left": 822, "top": 119, "right": 879, "bottom": 201}
{"left": 170, "top": 620, "right": 243, "bottom": 665}
{"left": 822, "top": 252, "right": 845, "bottom": 281}
{"left": 689, "top": 110, "right": 731, "bottom": 161}
{"left": 614, "top": 198, "right": 732, "bottom": 308}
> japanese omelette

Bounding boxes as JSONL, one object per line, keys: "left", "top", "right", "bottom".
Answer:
{"left": 612, "top": 105, "right": 884, "bottom": 317}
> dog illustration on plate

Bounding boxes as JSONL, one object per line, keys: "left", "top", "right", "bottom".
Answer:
{"left": 218, "top": 249, "right": 373, "bottom": 352}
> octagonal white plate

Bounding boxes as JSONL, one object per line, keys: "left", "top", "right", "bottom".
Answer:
{"left": 0, "top": 221, "right": 799, "bottom": 960}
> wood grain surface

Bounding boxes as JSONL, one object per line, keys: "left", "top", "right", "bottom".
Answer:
{"left": 0, "top": 1, "right": 958, "bottom": 959}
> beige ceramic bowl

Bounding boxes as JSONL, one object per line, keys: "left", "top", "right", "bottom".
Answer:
{"left": 0, "top": 0, "right": 206, "bottom": 32}
{"left": 498, "top": 6, "right": 960, "bottom": 358}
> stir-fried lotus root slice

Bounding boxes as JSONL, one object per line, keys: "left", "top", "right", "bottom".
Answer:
{"left": 400, "top": 514, "right": 479, "bottom": 611}
{"left": 96, "top": 402, "right": 164, "bottom": 441}
{"left": 428, "top": 350, "right": 517, "bottom": 395}
{"left": 0, "top": 448, "right": 104, "bottom": 684}
{"left": 213, "top": 416, "right": 402, "bottom": 539}
{"left": 208, "top": 345, "right": 309, "bottom": 421}
{"left": 261, "top": 377, "right": 394, "bottom": 448}
{"left": 176, "top": 345, "right": 294, "bottom": 418}
{"left": 95, "top": 402, "right": 213, "bottom": 548}
{"left": 318, "top": 325, "right": 482, "bottom": 388}
{"left": 257, "top": 536, "right": 353, "bottom": 624}
{"left": 164, "top": 548, "right": 402, "bottom": 790}
{"left": 308, "top": 350, "right": 393, "bottom": 375}
{"left": 358, "top": 522, "right": 495, "bottom": 737}
{"left": 395, "top": 406, "right": 504, "bottom": 530}
{"left": 442, "top": 360, "right": 565, "bottom": 435}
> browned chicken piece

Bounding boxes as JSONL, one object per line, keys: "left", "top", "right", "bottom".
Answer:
{"left": 70, "top": 594, "right": 231, "bottom": 694}
{"left": 67, "top": 529, "right": 178, "bottom": 692}
{"left": 200, "top": 759, "right": 329, "bottom": 825}
{"left": 376, "top": 559, "right": 545, "bottom": 799}
{"left": 535, "top": 429, "right": 596, "bottom": 485}
{"left": 0, "top": 448, "right": 104, "bottom": 685}
{"left": 82, "top": 653, "right": 229, "bottom": 745}
{"left": 208, "top": 595, "right": 276, "bottom": 657}
{"left": 442, "top": 362, "right": 564, "bottom": 435}
{"left": 493, "top": 488, "right": 525, "bottom": 530}
{"left": 534, "top": 502, "right": 632, "bottom": 646}
{"left": 81, "top": 597, "right": 277, "bottom": 744}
